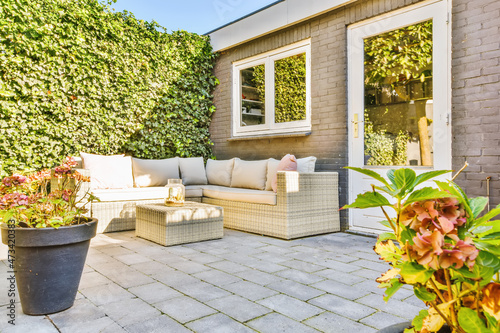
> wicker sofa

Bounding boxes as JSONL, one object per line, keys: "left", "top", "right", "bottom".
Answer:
{"left": 68, "top": 156, "right": 340, "bottom": 239}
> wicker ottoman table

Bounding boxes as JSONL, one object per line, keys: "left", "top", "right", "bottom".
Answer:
{"left": 135, "top": 202, "right": 224, "bottom": 246}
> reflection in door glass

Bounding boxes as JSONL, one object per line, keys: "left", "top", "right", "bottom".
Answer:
{"left": 364, "top": 20, "right": 433, "bottom": 166}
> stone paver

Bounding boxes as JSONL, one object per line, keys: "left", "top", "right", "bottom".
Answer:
{"left": 186, "top": 313, "right": 256, "bottom": 333}
{"left": 257, "top": 294, "right": 324, "bottom": 321}
{"left": 247, "top": 312, "right": 320, "bottom": 333}
{"left": 206, "top": 295, "right": 272, "bottom": 322}
{"left": 0, "top": 230, "right": 425, "bottom": 332}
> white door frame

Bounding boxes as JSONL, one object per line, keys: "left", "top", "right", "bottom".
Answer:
{"left": 347, "top": 0, "right": 452, "bottom": 233}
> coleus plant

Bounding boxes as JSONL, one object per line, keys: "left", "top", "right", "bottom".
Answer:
{"left": 343, "top": 167, "right": 500, "bottom": 333}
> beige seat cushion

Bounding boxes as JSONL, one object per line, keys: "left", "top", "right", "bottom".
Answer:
{"left": 132, "top": 157, "right": 179, "bottom": 187}
{"left": 265, "top": 158, "right": 280, "bottom": 191}
{"left": 92, "top": 185, "right": 203, "bottom": 202}
{"left": 80, "top": 152, "right": 134, "bottom": 190}
{"left": 202, "top": 185, "right": 276, "bottom": 205}
{"left": 179, "top": 157, "right": 208, "bottom": 185}
{"left": 230, "top": 159, "right": 268, "bottom": 190}
{"left": 206, "top": 159, "right": 234, "bottom": 187}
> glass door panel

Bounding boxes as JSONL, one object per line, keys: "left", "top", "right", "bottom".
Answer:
{"left": 363, "top": 20, "right": 433, "bottom": 166}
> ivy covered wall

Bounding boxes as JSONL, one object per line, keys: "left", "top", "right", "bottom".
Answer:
{"left": 0, "top": 0, "right": 218, "bottom": 176}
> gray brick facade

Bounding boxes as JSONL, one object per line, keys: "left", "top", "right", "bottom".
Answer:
{"left": 210, "top": 0, "right": 500, "bottom": 230}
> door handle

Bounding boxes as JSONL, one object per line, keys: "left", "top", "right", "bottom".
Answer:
{"left": 352, "top": 113, "right": 364, "bottom": 138}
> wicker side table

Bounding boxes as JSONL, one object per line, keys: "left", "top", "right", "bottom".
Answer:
{"left": 135, "top": 202, "right": 223, "bottom": 246}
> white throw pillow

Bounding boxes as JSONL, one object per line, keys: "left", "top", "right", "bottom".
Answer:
{"left": 132, "top": 157, "right": 179, "bottom": 187}
{"left": 297, "top": 156, "right": 317, "bottom": 172}
{"left": 231, "top": 159, "right": 268, "bottom": 190}
{"left": 80, "top": 152, "right": 134, "bottom": 190}
{"left": 179, "top": 157, "right": 208, "bottom": 185}
{"left": 265, "top": 158, "right": 280, "bottom": 191}
{"left": 206, "top": 159, "right": 234, "bottom": 187}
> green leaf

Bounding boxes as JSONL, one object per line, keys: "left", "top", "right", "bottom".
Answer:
{"left": 411, "top": 310, "right": 429, "bottom": 331}
{"left": 392, "top": 168, "right": 416, "bottom": 197}
{"left": 476, "top": 248, "right": 500, "bottom": 272}
{"left": 435, "top": 180, "right": 472, "bottom": 217}
{"left": 413, "top": 170, "right": 452, "bottom": 188}
{"left": 472, "top": 205, "right": 500, "bottom": 228}
{"left": 345, "top": 167, "right": 393, "bottom": 189}
{"left": 414, "top": 286, "right": 436, "bottom": 302}
{"left": 458, "top": 307, "right": 493, "bottom": 333}
{"left": 382, "top": 278, "right": 403, "bottom": 302}
{"left": 342, "top": 191, "right": 393, "bottom": 209}
{"left": 399, "top": 261, "right": 433, "bottom": 284}
{"left": 403, "top": 187, "right": 453, "bottom": 207}
{"left": 469, "top": 197, "right": 489, "bottom": 219}
{"left": 378, "top": 232, "right": 397, "bottom": 242}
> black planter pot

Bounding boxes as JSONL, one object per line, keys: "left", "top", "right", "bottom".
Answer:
{"left": 1, "top": 219, "right": 97, "bottom": 315}
{"left": 377, "top": 322, "right": 451, "bottom": 333}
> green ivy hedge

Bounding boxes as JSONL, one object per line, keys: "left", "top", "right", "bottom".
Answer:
{"left": 0, "top": 0, "right": 218, "bottom": 176}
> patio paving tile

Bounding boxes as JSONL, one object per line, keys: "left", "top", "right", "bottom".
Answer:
{"left": 311, "top": 280, "right": 370, "bottom": 300}
{"left": 79, "top": 282, "right": 135, "bottom": 306}
{"left": 129, "top": 260, "right": 175, "bottom": 276}
{"left": 60, "top": 316, "right": 126, "bottom": 333}
{"left": 360, "top": 311, "right": 409, "bottom": 330}
{"left": 266, "top": 279, "right": 325, "bottom": 301}
{"left": 186, "top": 313, "right": 256, "bottom": 333}
{"left": 193, "top": 269, "right": 243, "bottom": 286}
{"left": 96, "top": 245, "right": 135, "bottom": 257}
{"left": 303, "top": 311, "right": 377, "bottom": 333}
{"left": 243, "top": 259, "right": 287, "bottom": 273}
{"left": 98, "top": 298, "right": 160, "bottom": 327}
{"left": 251, "top": 251, "right": 290, "bottom": 263}
{"left": 279, "top": 259, "right": 326, "bottom": 272}
{"left": 183, "top": 252, "right": 222, "bottom": 264}
{"left": 221, "top": 281, "right": 279, "bottom": 301}
{"left": 114, "top": 252, "right": 152, "bottom": 265}
{"left": 174, "top": 281, "right": 232, "bottom": 302}
{"left": 168, "top": 260, "right": 212, "bottom": 274}
{"left": 257, "top": 294, "right": 324, "bottom": 321}
{"left": 124, "top": 314, "right": 191, "bottom": 333}
{"left": 313, "top": 259, "right": 361, "bottom": 272}
{"left": 308, "top": 294, "right": 377, "bottom": 320}
{"left": 48, "top": 298, "right": 107, "bottom": 328}
{"left": 351, "top": 268, "right": 385, "bottom": 280}
{"left": 153, "top": 270, "right": 201, "bottom": 287}
{"left": 206, "top": 295, "right": 272, "bottom": 322}
{"left": 128, "top": 282, "right": 182, "bottom": 304}
{"left": 0, "top": 308, "right": 58, "bottom": 333}
{"left": 235, "top": 269, "right": 283, "bottom": 286}
{"left": 275, "top": 268, "right": 326, "bottom": 284}
{"left": 356, "top": 294, "right": 423, "bottom": 321}
{"left": 350, "top": 259, "right": 390, "bottom": 272}
{"left": 247, "top": 312, "right": 320, "bottom": 333}
{"left": 208, "top": 260, "right": 249, "bottom": 273}
{"left": 154, "top": 296, "right": 217, "bottom": 324}
{"left": 313, "top": 268, "right": 367, "bottom": 285}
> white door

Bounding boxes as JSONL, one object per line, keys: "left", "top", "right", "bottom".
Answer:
{"left": 347, "top": 0, "right": 451, "bottom": 233}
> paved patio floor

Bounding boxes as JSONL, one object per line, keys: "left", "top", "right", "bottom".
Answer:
{"left": 1, "top": 230, "right": 424, "bottom": 332}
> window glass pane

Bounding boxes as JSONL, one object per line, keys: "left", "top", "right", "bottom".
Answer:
{"left": 241, "top": 65, "right": 265, "bottom": 127}
{"left": 364, "top": 20, "right": 433, "bottom": 166}
{"left": 274, "top": 53, "right": 306, "bottom": 123}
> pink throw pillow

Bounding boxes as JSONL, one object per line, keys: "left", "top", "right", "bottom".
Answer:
{"left": 271, "top": 154, "right": 297, "bottom": 192}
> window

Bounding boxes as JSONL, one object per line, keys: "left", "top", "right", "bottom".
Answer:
{"left": 232, "top": 40, "right": 311, "bottom": 137}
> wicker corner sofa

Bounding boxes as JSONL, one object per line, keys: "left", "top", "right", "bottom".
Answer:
{"left": 63, "top": 161, "right": 340, "bottom": 239}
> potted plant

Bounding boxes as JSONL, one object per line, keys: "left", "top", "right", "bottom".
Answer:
{"left": 0, "top": 157, "right": 97, "bottom": 315}
{"left": 343, "top": 167, "right": 500, "bottom": 333}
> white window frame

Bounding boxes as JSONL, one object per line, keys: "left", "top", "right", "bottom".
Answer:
{"left": 232, "top": 39, "right": 311, "bottom": 137}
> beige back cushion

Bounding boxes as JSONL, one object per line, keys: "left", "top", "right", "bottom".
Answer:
{"left": 297, "top": 156, "right": 317, "bottom": 172}
{"left": 80, "top": 152, "right": 134, "bottom": 190}
{"left": 265, "top": 158, "right": 280, "bottom": 191}
{"left": 179, "top": 157, "right": 208, "bottom": 185}
{"left": 231, "top": 159, "right": 268, "bottom": 190}
{"left": 132, "top": 157, "right": 179, "bottom": 187}
{"left": 206, "top": 159, "right": 234, "bottom": 187}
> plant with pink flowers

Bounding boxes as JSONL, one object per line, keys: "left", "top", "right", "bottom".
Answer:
{"left": 0, "top": 157, "right": 94, "bottom": 228}
{"left": 343, "top": 168, "right": 500, "bottom": 333}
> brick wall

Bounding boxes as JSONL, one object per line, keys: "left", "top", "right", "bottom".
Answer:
{"left": 210, "top": 0, "right": 500, "bottom": 230}
{"left": 451, "top": 0, "right": 500, "bottom": 210}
